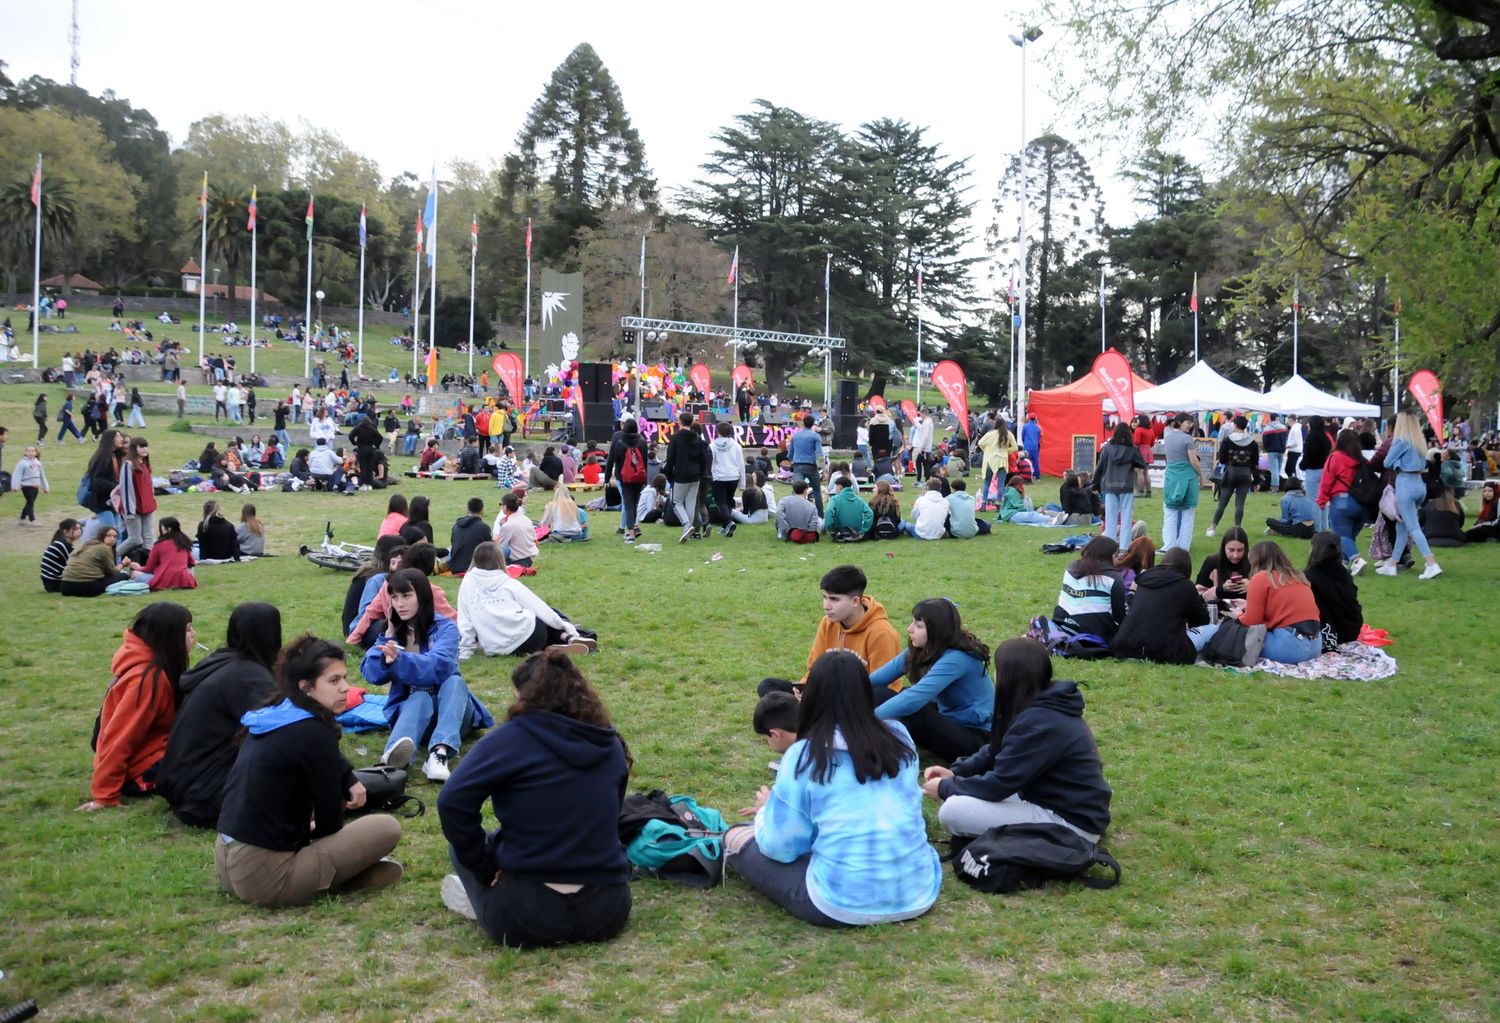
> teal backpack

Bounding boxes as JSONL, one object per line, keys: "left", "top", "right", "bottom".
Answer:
{"left": 621, "top": 793, "right": 727, "bottom": 888}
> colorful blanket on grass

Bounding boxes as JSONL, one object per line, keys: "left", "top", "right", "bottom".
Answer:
{"left": 1208, "top": 642, "right": 1397, "bottom": 681}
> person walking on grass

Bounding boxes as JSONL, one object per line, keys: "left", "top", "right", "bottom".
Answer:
{"left": 1092, "top": 422, "right": 1146, "bottom": 545}
{"left": 215, "top": 636, "right": 405, "bottom": 906}
{"left": 1208, "top": 415, "right": 1259, "bottom": 536}
{"left": 14, "top": 444, "right": 48, "bottom": 524}
{"left": 1373, "top": 411, "right": 1444, "bottom": 580}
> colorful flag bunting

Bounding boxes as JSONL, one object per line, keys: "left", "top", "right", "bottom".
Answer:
{"left": 359, "top": 204, "right": 367, "bottom": 248}
{"left": 728, "top": 246, "right": 739, "bottom": 285}
{"left": 525, "top": 218, "right": 532, "bottom": 259}
{"left": 470, "top": 216, "right": 477, "bottom": 255}
{"left": 247, "top": 186, "right": 257, "bottom": 232}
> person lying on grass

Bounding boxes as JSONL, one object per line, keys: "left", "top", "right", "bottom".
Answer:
{"left": 724, "top": 650, "right": 941, "bottom": 928}
{"left": 457, "top": 542, "right": 597, "bottom": 659}
{"left": 79, "top": 602, "right": 195, "bottom": 811}
{"left": 215, "top": 635, "right": 404, "bottom": 907}
{"left": 360, "top": 568, "right": 492, "bottom": 782}
{"left": 923, "top": 637, "right": 1111, "bottom": 846}
{"left": 157, "top": 603, "right": 282, "bottom": 828}
{"left": 436, "top": 650, "right": 632, "bottom": 948}
{"left": 757, "top": 564, "right": 902, "bottom": 699}
{"left": 867, "top": 598, "right": 994, "bottom": 764}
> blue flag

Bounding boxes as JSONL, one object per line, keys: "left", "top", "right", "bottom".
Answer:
{"left": 423, "top": 182, "right": 437, "bottom": 269}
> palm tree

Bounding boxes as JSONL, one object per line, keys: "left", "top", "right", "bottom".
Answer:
{"left": 0, "top": 177, "right": 76, "bottom": 303}
{"left": 203, "top": 182, "right": 248, "bottom": 321}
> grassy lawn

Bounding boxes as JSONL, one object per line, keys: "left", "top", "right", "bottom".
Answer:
{"left": 0, "top": 381, "right": 1495, "bottom": 1022}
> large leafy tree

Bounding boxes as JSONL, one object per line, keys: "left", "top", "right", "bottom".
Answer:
{"left": 989, "top": 133, "right": 1105, "bottom": 388}
{"left": 1054, "top": 0, "right": 1500, "bottom": 400}
{"left": 0, "top": 178, "right": 76, "bottom": 302}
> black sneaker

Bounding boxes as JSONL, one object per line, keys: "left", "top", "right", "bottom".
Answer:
{"left": 724, "top": 522, "right": 737, "bottom": 537}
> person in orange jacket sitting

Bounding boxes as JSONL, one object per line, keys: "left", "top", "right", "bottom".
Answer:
{"left": 78, "top": 602, "right": 196, "bottom": 811}
{"left": 756, "top": 564, "right": 903, "bottom": 698}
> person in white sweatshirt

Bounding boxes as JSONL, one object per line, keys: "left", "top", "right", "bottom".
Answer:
{"left": 492, "top": 492, "right": 540, "bottom": 567}
{"left": 456, "top": 543, "right": 596, "bottom": 657}
{"left": 708, "top": 421, "right": 747, "bottom": 536}
{"left": 901, "top": 478, "right": 950, "bottom": 540}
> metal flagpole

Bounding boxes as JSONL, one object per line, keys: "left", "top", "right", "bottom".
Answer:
{"left": 198, "top": 172, "right": 208, "bottom": 359}
{"left": 249, "top": 187, "right": 257, "bottom": 375}
{"left": 732, "top": 245, "right": 740, "bottom": 359}
{"left": 1099, "top": 266, "right": 1106, "bottom": 353}
{"left": 915, "top": 262, "right": 923, "bottom": 406}
{"left": 636, "top": 233, "right": 645, "bottom": 410}
{"left": 357, "top": 204, "right": 367, "bottom": 380}
{"left": 303, "top": 195, "right": 314, "bottom": 381}
{"left": 1011, "top": 28, "right": 1042, "bottom": 421}
{"left": 824, "top": 253, "right": 832, "bottom": 408}
{"left": 1392, "top": 295, "right": 1401, "bottom": 420}
{"left": 1192, "top": 272, "right": 1199, "bottom": 362}
{"left": 524, "top": 218, "right": 531, "bottom": 381}
{"left": 412, "top": 217, "right": 423, "bottom": 383}
{"left": 1292, "top": 278, "right": 1300, "bottom": 375}
{"left": 30, "top": 154, "right": 41, "bottom": 369}
{"left": 1007, "top": 295, "right": 1015, "bottom": 414}
{"left": 427, "top": 178, "right": 437, "bottom": 394}
{"left": 467, "top": 217, "right": 476, "bottom": 379}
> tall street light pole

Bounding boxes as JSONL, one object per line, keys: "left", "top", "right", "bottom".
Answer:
{"left": 1010, "top": 25, "right": 1042, "bottom": 423}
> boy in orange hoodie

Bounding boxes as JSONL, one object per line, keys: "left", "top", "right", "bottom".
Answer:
{"left": 757, "top": 564, "right": 903, "bottom": 697}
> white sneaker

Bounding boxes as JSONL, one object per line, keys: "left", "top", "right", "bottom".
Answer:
{"left": 1375, "top": 564, "right": 1398, "bottom": 577}
{"left": 440, "top": 874, "right": 477, "bottom": 920}
{"left": 1205, "top": 526, "right": 1215, "bottom": 537}
{"left": 1419, "top": 562, "right": 1443, "bottom": 580}
{"left": 379, "top": 736, "right": 415, "bottom": 770}
{"left": 423, "top": 748, "right": 452, "bottom": 783}
{"left": 1348, "top": 556, "right": 1368, "bottom": 576}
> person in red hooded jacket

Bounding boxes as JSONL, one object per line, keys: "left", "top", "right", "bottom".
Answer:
{"left": 79, "top": 602, "right": 196, "bottom": 810}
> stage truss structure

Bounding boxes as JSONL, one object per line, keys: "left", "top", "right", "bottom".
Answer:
{"left": 620, "top": 316, "right": 847, "bottom": 405}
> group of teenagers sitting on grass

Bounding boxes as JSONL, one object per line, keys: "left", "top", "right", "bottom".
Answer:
{"left": 78, "top": 563, "right": 1111, "bottom": 947}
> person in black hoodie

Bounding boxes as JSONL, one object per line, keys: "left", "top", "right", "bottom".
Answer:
{"left": 1301, "top": 415, "right": 1334, "bottom": 532}
{"left": 1110, "top": 548, "right": 1211, "bottom": 665}
{"left": 1304, "top": 531, "right": 1363, "bottom": 648}
{"left": 216, "top": 636, "right": 403, "bottom": 906}
{"left": 663, "top": 411, "right": 708, "bottom": 543}
{"left": 436, "top": 649, "right": 631, "bottom": 948}
{"left": 196, "top": 500, "right": 241, "bottom": 561}
{"left": 158, "top": 603, "right": 283, "bottom": 827}
{"left": 349, "top": 411, "right": 383, "bottom": 485}
{"left": 1209, "top": 415, "right": 1259, "bottom": 535}
{"left": 923, "top": 637, "right": 1111, "bottom": 843}
{"left": 448, "top": 497, "right": 491, "bottom": 574}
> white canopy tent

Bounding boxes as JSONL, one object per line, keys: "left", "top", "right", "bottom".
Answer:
{"left": 1263, "top": 373, "right": 1380, "bottom": 417}
{"left": 1134, "top": 360, "right": 1276, "bottom": 414}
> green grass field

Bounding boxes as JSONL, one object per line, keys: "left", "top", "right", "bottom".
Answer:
{"left": 0, "top": 366, "right": 1496, "bottom": 1021}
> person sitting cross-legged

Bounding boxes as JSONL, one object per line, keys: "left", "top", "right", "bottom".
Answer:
{"left": 457, "top": 542, "right": 597, "bottom": 659}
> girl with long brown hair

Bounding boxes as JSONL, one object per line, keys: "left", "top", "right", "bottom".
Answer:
{"left": 437, "top": 650, "right": 632, "bottom": 947}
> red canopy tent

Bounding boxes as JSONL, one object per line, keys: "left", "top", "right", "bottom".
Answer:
{"left": 1028, "top": 365, "right": 1155, "bottom": 478}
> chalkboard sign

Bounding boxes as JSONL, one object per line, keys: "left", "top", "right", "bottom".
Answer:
{"left": 1195, "top": 438, "right": 1217, "bottom": 485}
{"left": 1071, "top": 434, "right": 1098, "bottom": 473}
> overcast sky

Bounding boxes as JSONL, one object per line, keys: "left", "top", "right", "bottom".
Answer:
{"left": 4, "top": 0, "right": 1159, "bottom": 292}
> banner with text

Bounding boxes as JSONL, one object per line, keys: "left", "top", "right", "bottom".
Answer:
{"left": 492, "top": 352, "right": 524, "bottom": 404}
{"left": 538, "top": 268, "right": 583, "bottom": 374}
{"left": 931, "top": 360, "right": 971, "bottom": 438}
{"left": 1091, "top": 348, "right": 1136, "bottom": 422}
{"left": 1408, "top": 369, "right": 1443, "bottom": 438}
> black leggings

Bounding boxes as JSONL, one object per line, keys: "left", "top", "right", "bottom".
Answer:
{"left": 1213, "top": 468, "right": 1254, "bottom": 527}
{"left": 1464, "top": 523, "right": 1500, "bottom": 543}
{"left": 1265, "top": 518, "right": 1315, "bottom": 540}
{"left": 514, "top": 617, "right": 572, "bottom": 655}
{"left": 449, "top": 846, "right": 630, "bottom": 949}
{"left": 60, "top": 572, "right": 129, "bottom": 597}
{"left": 872, "top": 687, "right": 988, "bottom": 765}
{"left": 34, "top": 416, "right": 46, "bottom": 442}
{"left": 20, "top": 485, "right": 38, "bottom": 521}
{"left": 711, "top": 481, "right": 737, "bottom": 527}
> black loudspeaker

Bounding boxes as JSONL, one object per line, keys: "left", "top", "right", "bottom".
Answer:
{"left": 581, "top": 402, "right": 615, "bottom": 443}
{"left": 578, "top": 363, "right": 611, "bottom": 404}
{"left": 834, "top": 379, "right": 860, "bottom": 449}
{"left": 762, "top": 411, "right": 792, "bottom": 426}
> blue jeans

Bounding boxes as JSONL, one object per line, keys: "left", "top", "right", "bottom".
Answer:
{"left": 276, "top": 429, "right": 291, "bottom": 450}
{"left": 1162, "top": 505, "right": 1196, "bottom": 552}
{"left": 1390, "top": 473, "right": 1432, "bottom": 562}
{"left": 1267, "top": 452, "right": 1284, "bottom": 489}
{"left": 387, "top": 674, "right": 476, "bottom": 754}
{"left": 1328, "top": 492, "right": 1366, "bottom": 560}
{"left": 1262, "top": 627, "right": 1321, "bottom": 664}
{"left": 1103, "top": 492, "right": 1134, "bottom": 544}
{"left": 403, "top": 433, "right": 420, "bottom": 456}
{"left": 1008, "top": 511, "right": 1055, "bottom": 525}
{"left": 1303, "top": 469, "right": 1326, "bottom": 530}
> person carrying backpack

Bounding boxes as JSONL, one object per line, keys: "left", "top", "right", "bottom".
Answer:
{"left": 606, "top": 418, "right": 649, "bottom": 543}
{"left": 1208, "top": 415, "right": 1259, "bottom": 535}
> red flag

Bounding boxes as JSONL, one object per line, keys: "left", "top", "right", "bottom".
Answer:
{"left": 30, "top": 154, "right": 41, "bottom": 207}
{"left": 1189, "top": 272, "right": 1198, "bottom": 313}
{"left": 1408, "top": 370, "right": 1443, "bottom": 438}
{"left": 425, "top": 346, "right": 439, "bottom": 390}
{"left": 689, "top": 362, "right": 711, "bottom": 397}
{"left": 900, "top": 399, "right": 918, "bottom": 424}
{"left": 492, "top": 352, "right": 524, "bottom": 404}
{"left": 525, "top": 218, "right": 532, "bottom": 259}
{"left": 731, "top": 364, "right": 753, "bottom": 392}
{"left": 867, "top": 394, "right": 887, "bottom": 412}
{"left": 1091, "top": 349, "right": 1136, "bottom": 422}
{"left": 727, "top": 247, "right": 739, "bottom": 285}
{"left": 931, "top": 360, "right": 970, "bottom": 438}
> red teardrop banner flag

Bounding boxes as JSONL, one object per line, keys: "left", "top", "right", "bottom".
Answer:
{"left": 1408, "top": 370, "right": 1443, "bottom": 438}
{"left": 867, "top": 394, "right": 887, "bottom": 412}
{"left": 931, "top": 360, "right": 971, "bottom": 438}
{"left": 732, "top": 364, "right": 753, "bottom": 392}
{"left": 1091, "top": 348, "right": 1136, "bottom": 422}
{"left": 492, "top": 352, "right": 524, "bottom": 404}
{"left": 900, "top": 399, "right": 918, "bottom": 424}
{"left": 689, "top": 362, "right": 711, "bottom": 397}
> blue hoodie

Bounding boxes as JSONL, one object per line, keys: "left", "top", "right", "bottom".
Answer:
{"left": 937, "top": 681, "right": 1111, "bottom": 838}
{"left": 870, "top": 648, "right": 994, "bottom": 732}
{"left": 755, "top": 722, "right": 941, "bottom": 925}
{"left": 241, "top": 699, "right": 313, "bottom": 733}
{"left": 359, "top": 616, "right": 493, "bottom": 730}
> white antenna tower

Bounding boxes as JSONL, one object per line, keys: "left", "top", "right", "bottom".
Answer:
{"left": 69, "top": 0, "right": 81, "bottom": 86}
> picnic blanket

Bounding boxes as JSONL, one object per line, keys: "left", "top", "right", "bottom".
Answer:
{"left": 337, "top": 693, "right": 390, "bottom": 733}
{"left": 1203, "top": 641, "right": 1397, "bottom": 682}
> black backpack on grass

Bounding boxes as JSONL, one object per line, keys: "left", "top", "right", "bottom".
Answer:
{"left": 951, "top": 823, "right": 1120, "bottom": 894}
